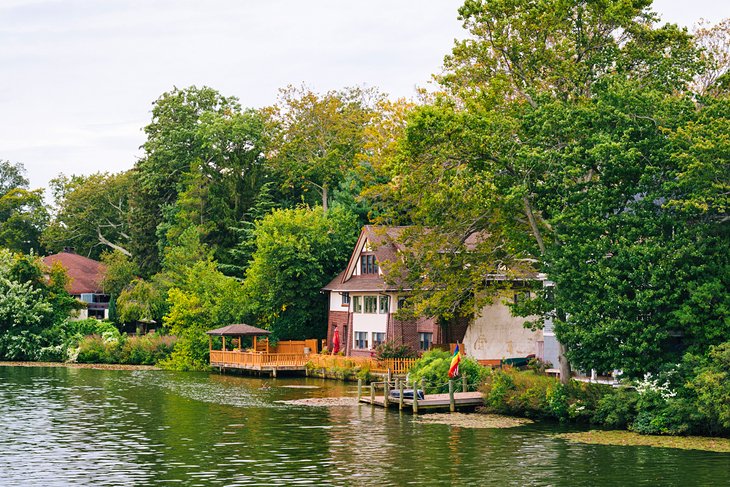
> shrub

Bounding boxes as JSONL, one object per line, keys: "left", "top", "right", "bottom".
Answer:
{"left": 591, "top": 388, "right": 639, "bottom": 429}
{"left": 375, "top": 341, "right": 418, "bottom": 359}
{"left": 409, "top": 349, "right": 490, "bottom": 394}
{"left": 76, "top": 333, "right": 177, "bottom": 365}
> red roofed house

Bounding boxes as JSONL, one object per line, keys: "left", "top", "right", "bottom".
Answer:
{"left": 43, "top": 248, "right": 110, "bottom": 320}
{"left": 322, "top": 226, "right": 550, "bottom": 364}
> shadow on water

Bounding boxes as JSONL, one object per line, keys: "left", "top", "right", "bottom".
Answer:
{"left": 0, "top": 366, "right": 727, "bottom": 486}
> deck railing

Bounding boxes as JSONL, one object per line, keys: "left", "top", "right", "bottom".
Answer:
{"left": 209, "top": 350, "right": 418, "bottom": 374}
{"left": 307, "top": 354, "right": 418, "bottom": 375}
{"left": 210, "top": 350, "right": 309, "bottom": 368}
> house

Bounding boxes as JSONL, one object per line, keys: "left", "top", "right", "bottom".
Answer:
{"left": 322, "top": 226, "right": 556, "bottom": 365}
{"left": 42, "top": 248, "right": 110, "bottom": 320}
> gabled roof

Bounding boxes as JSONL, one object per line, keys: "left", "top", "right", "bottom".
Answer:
{"left": 42, "top": 251, "right": 107, "bottom": 295}
{"left": 323, "top": 225, "right": 540, "bottom": 294}
{"left": 206, "top": 324, "right": 271, "bottom": 336}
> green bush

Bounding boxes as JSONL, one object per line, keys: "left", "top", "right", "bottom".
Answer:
{"left": 591, "top": 388, "right": 638, "bottom": 429}
{"left": 375, "top": 341, "right": 418, "bottom": 359}
{"left": 481, "top": 368, "right": 614, "bottom": 422}
{"left": 409, "top": 349, "right": 490, "bottom": 394}
{"left": 76, "top": 333, "right": 177, "bottom": 365}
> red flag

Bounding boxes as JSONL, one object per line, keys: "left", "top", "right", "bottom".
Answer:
{"left": 332, "top": 327, "right": 340, "bottom": 354}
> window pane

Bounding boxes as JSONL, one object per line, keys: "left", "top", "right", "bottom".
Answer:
{"left": 419, "top": 332, "right": 433, "bottom": 351}
{"left": 364, "top": 296, "right": 377, "bottom": 313}
{"left": 379, "top": 296, "right": 389, "bottom": 314}
{"left": 353, "top": 296, "right": 361, "bottom": 313}
{"left": 341, "top": 292, "right": 350, "bottom": 305}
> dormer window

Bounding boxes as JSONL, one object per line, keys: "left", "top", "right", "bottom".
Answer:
{"left": 361, "top": 254, "right": 378, "bottom": 274}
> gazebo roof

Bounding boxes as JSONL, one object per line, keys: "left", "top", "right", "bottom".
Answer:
{"left": 206, "top": 324, "right": 272, "bottom": 336}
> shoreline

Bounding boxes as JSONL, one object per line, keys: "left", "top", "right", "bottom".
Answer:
{"left": 0, "top": 361, "right": 160, "bottom": 371}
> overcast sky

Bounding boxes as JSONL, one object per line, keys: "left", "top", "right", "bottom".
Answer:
{"left": 1, "top": 0, "right": 726, "bottom": 192}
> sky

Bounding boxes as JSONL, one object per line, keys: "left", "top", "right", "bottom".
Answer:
{"left": 1, "top": 0, "right": 727, "bottom": 193}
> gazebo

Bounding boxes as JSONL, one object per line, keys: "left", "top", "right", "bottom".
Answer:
{"left": 206, "top": 323, "right": 272, "bottom": 353}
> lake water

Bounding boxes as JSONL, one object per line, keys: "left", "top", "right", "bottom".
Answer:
{"left": 0, "top": 366, "right": 728, "bottom": 486}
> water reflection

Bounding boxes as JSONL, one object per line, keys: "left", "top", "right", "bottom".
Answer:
{"left": 0, "top": 367, "right": 727, "bottom": 486}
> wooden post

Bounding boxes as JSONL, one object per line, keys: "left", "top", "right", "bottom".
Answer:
{"left": 463, "top": 374, "right": 468, "bottom": 393}
{"left": 370, "top": 383, "right": 375, "bottom": 406}
{"left": 412, "top": 380, "right": 419, "bottom": 414}
{"left": 222, "top": 336, "right": 226, "bottom": 352}
{"left": 449, "top": 380, "right": 455, "bottom": 413}
{"left": 383, "top": 382, "right": 389, "bottom": 408}
{"left": 398, "top": 379, "right": 404, "bottom": 410}
{"left": 253, "top": 336, "right": 257, "bottom": 351}
{"left": 357, "top": 378, "right": 362, "bottom": 402}
{"left": 387, "top": 369, "right": 391, "bottom": 385}
{"left": 209, "top": 336, "right": 212, "bottom": 352}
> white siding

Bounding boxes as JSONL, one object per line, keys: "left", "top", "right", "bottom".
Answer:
{"left": 463, "top": 295, "right": 543, "bottom": 360}
{"left": 351, "top": 293, "right": 388, "bottom": 350}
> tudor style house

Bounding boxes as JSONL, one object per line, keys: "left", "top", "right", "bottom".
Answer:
{"left": 323, "top": 226, "right": 556, "bottom": 366}
{"left": 43, "top": 249, "right": 110, "bottom": 320}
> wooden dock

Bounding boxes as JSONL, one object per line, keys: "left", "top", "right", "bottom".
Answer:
{"left": 360, "top": 392, "right": 484, "bottom": 410}
{"left": 357, "top": 379, "right": 484, "bottom": 413}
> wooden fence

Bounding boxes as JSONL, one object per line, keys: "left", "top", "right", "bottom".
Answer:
{"left": 307, "top": 354, "right": 418, "bottom": 375}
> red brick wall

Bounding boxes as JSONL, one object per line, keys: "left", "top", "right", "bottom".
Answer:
{"left": 388, "top": 315, "right": 439, "bottom": 353}
{"left": 441, "top": 316, "right": 470, "bottom": 344}
{"left": 327, "top": 310, "right": 349, "bottom": 351}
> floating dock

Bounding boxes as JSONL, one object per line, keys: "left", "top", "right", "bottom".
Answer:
{"left": 360, "top": 392, "right": 484, "bottom": 411}
{"left": 358, "top": 379, "right": 484, "bottom": 413}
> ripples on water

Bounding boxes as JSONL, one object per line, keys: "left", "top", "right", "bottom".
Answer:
{"left": 0, "top": 367, "right": 727, "bottom": 486}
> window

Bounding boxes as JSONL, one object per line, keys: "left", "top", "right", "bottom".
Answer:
{"left": 372, "top": 332, "right": 385, "bottom": 348}
{"left": 397, "top": 296, "right": 408, "bottom": 310}
{"left": 360, "top": 254, "right": 378, "bottom": 274}
{"left": 364, "top": 296, "right": 377, "bottom": 313}
{"left": 352, "top": 296, "right": 362, "bottom": 313}
{"left": 379, "top": 296, "right": 389, "bottom": 314}
{"left": 88, "top": 308, "right": 106, "bottom": 320}
{"left": 341, "top": 292, "right": 350, "bottom": 305}
{"left": 92, "top": 294, "right": 110, "bottom": 303}
{"left": 354, "top": 332, "right": 368, "bottom": 349}
{"left": 419, "top": 332, "right": 433, "bottom": 351}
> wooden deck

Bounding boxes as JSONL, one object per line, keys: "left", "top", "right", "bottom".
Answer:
{"left": 360, "top": 391, "right": 484, "bottom": 411}
{"left": 210, "top": 350, "right": 309, "bottom": 376}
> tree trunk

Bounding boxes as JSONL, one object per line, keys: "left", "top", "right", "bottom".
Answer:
{"left": 322, "top": 183, "right": 328, "bottom": 213}
{"left": 558, "top": 341, "right": 572, "bottom": 384}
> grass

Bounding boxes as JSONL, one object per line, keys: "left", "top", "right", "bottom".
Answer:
{"left": 556, "top": 430, "right": 730, "bottom": 453}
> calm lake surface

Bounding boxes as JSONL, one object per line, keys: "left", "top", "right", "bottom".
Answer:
{"left": 0, "top": 366, "right": 728, "bottom": 486}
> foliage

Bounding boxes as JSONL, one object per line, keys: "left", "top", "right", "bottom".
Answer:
{"left": 159, "top": 260, "right": 246, "bottom": 370}
{"left": 374, "top": 341, "right": 418, "bottom": 359}
{"left": 0, "top": 249, "right": 79, "bottom": 360}
{"left": 76, "top": 333, "right": 177, "bottom": 365}
{"left": 0, "top": 161, "right": 47, "bottom": 254}
{"left": 408, "top": 349, "right": 490, "bottom": 394}
{"left": 267, "top": 85, "right": 382, "bottom": 212}
{"left": 116, "top": 278, "right": 166, "bottom": 325}
{"left": 241, "top": 205, "right": 359, "bottom": 340}
{"left": 43, "top": 172, "right": 134, "bottom": 259}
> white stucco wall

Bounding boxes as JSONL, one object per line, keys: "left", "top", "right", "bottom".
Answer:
{"left": 463, "top": 297, "right": 543, "bottom": 360}
{"left": 329, "top": 291, "right": 351, "bottom": 311}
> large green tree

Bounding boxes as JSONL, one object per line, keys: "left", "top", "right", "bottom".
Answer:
{"left": 242, "top": 205, "right": 359, "bottom": 339}
{"left": 0, "top": 161, "right": 48, "bottom": 253}
{"left": 375, "top": 0, "right": 727, "bottom": 377}
{"left": 43, "top": 171, "right": 133, "bottom": 259}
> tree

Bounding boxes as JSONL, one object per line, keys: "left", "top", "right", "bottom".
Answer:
{"left": 267, "top": 85, "right": 382, "bottom": 212}
{"left": 373, "top": 0, "right": 722, "bottom": 378}
{"left": 130, "top": 86, "right": 241, "bottom": 274}
{"left": 242, "top": 205, "right": 359, "bottom": 339}
{"left": 0, "top": 249, "right": 78, "bottom": 360}
{"left": 0, "top": 161, "right": 48, "bottom": 253}
{"left": 43, "top": 172, "right": 133, "bottom": 259}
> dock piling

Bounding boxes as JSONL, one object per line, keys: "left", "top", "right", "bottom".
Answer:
{"left": 357, "top": 378, "right": 362, "bottom": 401}
{"left": 370, "top": 383, "right": 375, "bottom": 407}
{"left": 398, "top": 379, "right": 404, "bottom": 410}
{"left": 449, "top": 380, "right": 455, "bottom": 412}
